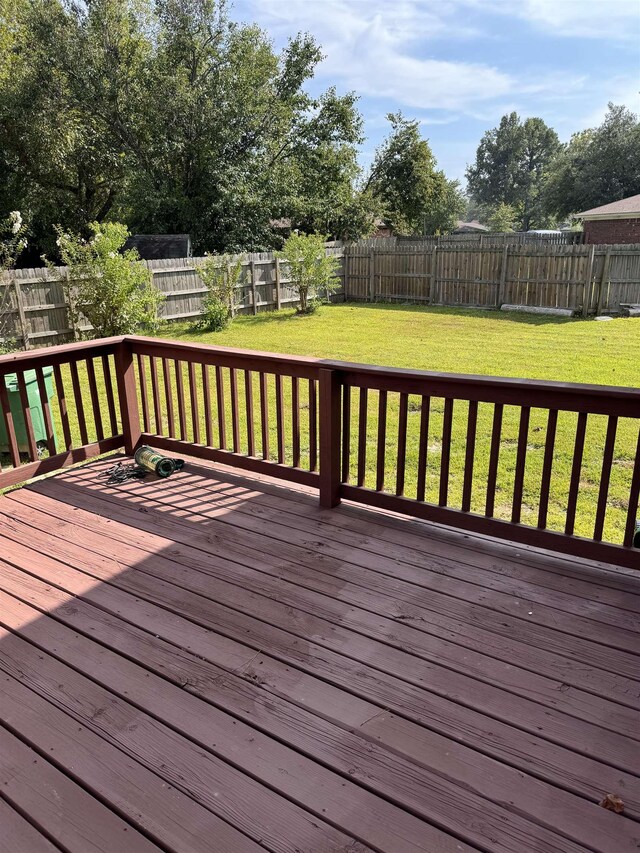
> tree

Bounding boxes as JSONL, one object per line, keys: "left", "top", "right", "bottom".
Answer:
{"left": 365, "top": 114, "right": 464, "bottom": 235}
{"left": 0, "top": 0, "right": 372, "bottom": 256}
{"left": 544, "top": 104, "right": 640, "bottom": 219}
{"left": 196, "top": 253, "right": 244, "bottom": 331}
{"left": 486, "top": 203, "right": 517, "bottom": 232}
{"left": 53, "top": 221, "right": 163, "bottom": 337}
{"left": 466, "top": 112, "right": 560, "bottom": 230}
{"left": 277, "top": 232, "right": 341, "bottom": 314}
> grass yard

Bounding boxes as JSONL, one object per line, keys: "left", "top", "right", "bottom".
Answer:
{"left": 159, "top": 303, "right": 639, "bottom": 544}
{"left": 3, "top": 303, "right": 639, "bottom": 543}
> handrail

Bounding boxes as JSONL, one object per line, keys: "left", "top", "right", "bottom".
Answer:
{"left": 1, "top": 335, "right": 638, "bottom": 569}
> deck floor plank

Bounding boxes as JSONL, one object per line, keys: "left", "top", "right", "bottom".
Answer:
{"left": 0, "top": 794, "right": 61, "bottom": 853}
{"left": 0, "top": 455, "right": 638, "bottom": 853}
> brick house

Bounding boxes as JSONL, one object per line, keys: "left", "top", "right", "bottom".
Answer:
{"left": 577, "top": 193, "right": 640, "bottom": 244}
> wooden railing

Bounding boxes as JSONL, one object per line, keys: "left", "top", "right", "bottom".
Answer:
{"left": 1, "top": 335, "right": 639, "bottom": 569}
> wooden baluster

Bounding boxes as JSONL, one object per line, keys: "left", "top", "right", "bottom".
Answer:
{"left": 439, "top": 398, "right": 453, "bottom": 506}
{"left": 259, "top": 373, "right": 270, "bottom": 461}
{"left": 308, "top": 378, "right": 317, "bottom": 472}
{"left": 0, "top": 372, "right": 20, "bottom": 467}
{"left": 341, "top": 385, "right": 351, "bottom": 482}
{"left": 162, "top": 358, "right": 175, "bottom": 439}
{"left": 85, "top": 358, "right": 104, "bottom": 442}
{"left": 135, "top": 354, "right": 150, "bottom": 436}
{"left": 376, "top": 390, "right": 387, "bottom": 492}
{"left": 593, "top": 415, "right": 618, "bottom": 541}
{"left": 174, "top": 360, "right": 187, "bottom": 441}
{"left": 34, "top": 367, "right": 56, "bottom": 456}
{"left": 537, "top": 409, "right": 558, "bottom": 529}
{"left": 202, "top": 364, "right": 213, "bottom": 447}
{"left": 115, "top": 342, "right": 141, "bottom": 455}
{"left": 357, "top": 387, "right": 368, "bottom": 487}
{"left": 511, "top": 406, "right": 531, "bottom": 523}
{"left": 623, "top": 426, "right": 640, "bottom": 547}
{"left": 485, "top": 403, "right": 503, "bottom": 517}
{"left": 395, "top": 392, "right": 408, "bottom": 496}
{"left": 101, "top": 355, "right": 119, "bottom": 437}
{"left": 69, "top": 361, "right": 88, "bottom": 446}
{"left": 188, "top": 361, "right": 201, "bottom": 444}
{"left": 416, "top": 395, "right": 430, "bottom": 502}
{"left": 229, "top": 367, "right": 240, "bottom": 453}
{"left": 53, "top": 365, "right": 72, "bottom": 451}
{"left": 565, "top": 412, "right": 588, "bottom": 535}
{"left": 245, "top": 370, "right": 255, "bottom": 457}
{"left": 291, "top": 376, "right": 300, "bottom": 467}
{"left": 319, "top": 368, "right": 341, "bottom": 508}
{"left": 275, "top": 373, "right": 285, "bottom": 464}
{"left": 461, "top": 400, "right": 478, "bottom": 512}
{"left": 215, "top": 366, "right": 227, "bottom": 449}
{"left": 148, "top": 356, "right": 161, "bottom": 435}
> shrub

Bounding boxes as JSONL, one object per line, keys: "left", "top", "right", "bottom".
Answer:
{"left": 195, "top": 253, "right": 244, "bottom": 331}
{"left": 52, "top": 222, "right": 164, "bottom": 338}
{"left": 277, "top": 232, "right": 341, "bottom": 314}
{"left": 1, "top": 211, "right": 28, "bottom": 352}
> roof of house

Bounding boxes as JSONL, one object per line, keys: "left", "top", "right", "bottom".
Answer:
{"left": 576, "top": 193, "right": 640, "bottom": 219}
{"left": 454, "top": 220, "right": 489, "bottom": 232}
{"left": 123, "top": 234, "right": 192, "bottom": 260}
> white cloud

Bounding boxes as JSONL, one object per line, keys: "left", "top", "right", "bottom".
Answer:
{"left": 515, "top": 0, "right": 640, "bottom": 41}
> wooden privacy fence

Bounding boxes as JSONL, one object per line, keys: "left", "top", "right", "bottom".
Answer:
{"left": 0, "top": 247, "right": 345, "bottom": 350}
{"left": 344, "top": 242, "right": 640, "bottom": 314}
{"left": 1, "top": 335, "right": 639, "bottom": 569}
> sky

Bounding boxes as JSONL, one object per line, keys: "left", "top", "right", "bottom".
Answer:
{"left": 231, "top": 0, "right": 640, "bottom": 187}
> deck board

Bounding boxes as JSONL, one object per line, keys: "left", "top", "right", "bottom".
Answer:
{"left": 0, "top": 455, "right": 638, "bottom": 852}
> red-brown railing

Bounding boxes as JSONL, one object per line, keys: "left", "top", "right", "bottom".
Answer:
{"left": 1, "top": 335, "right": 638, "bottom": 569}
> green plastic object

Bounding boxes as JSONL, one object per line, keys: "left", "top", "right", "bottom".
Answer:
{"left": 0, "top": 367, "right": 57, "bottom": 454}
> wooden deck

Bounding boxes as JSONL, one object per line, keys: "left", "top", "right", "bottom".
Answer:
{"left": 0, "top": 455, "right": 638, "bottom": 853}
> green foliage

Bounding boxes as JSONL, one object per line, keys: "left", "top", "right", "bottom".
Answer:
{"left": 196, "top": 253, "right": 244, "bottom": 331}
{"left": 0, "top": 0, "right": 372, "bottom": 255}
{"left": 277, "top": 233, "right": 341, "bottom": 314}
{"left": 486, "top": 203, "right": 517, "bottom": 232}
{"left": 366, "top": 114, "right": 464, "bottom": 235}
{"left": 543, "top": 104, "right": 640, "bottom": 219}
{"left": 52, "top": 221, "right": 163, "bottom": 338}
{"left": 466, "top": 113, "right": 561, "bottom": 230}
{"left": 0, "top": 210, "right": 28, "bottom": 352}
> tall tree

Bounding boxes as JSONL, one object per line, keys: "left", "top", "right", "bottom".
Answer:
{"left": 466, "top": 112, "right": 560, "bottom": 230}
{"left": 543, "top": 104, "right": 640, "bottom": 219}
{"left": 366, "top": 113, "right": 464, "bottom": 235}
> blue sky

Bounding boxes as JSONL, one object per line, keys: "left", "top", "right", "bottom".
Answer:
{"left": 232, "top": 0, "right": 640, "bottom": 187}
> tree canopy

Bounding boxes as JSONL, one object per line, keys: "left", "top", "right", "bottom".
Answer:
{"left": 466, "top": 112, "right": 560, "bottom": 230}
{"left": 543, "top": 104, "right": 640, "bottom": 219}
{"left": 366, "top": 114, "right": 464, "bottom": 236}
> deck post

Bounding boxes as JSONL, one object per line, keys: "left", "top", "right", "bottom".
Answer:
{"left": 115, "top": 340, "right": 142, "bottom": 455}
{"left": 319, "top": 368, "right": 341, "bottom": 508}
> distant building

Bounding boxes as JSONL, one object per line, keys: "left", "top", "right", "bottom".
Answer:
{"left": 123, "top": 234, "right": 192, "bottom": 260}
{"left": 576, "top": 194, "right": 640, "bottom": 244}
{"left": 372, "top": 218, "right": 393, "bottom": 238}
{"left": 452, "top": 220, "right": 489, "bottom": 234}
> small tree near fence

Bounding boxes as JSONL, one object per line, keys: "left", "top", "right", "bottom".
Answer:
{"left": 277, "top": 233, "right": 341, "bottom": 314}
{"left": 53, "top": 222, "right": 164, "bottom": 338}
{"left": 195, "top": 253, "right": 244, "bottom": 331}
{"left": 1, "top": 211, "right": 28, "bottom": 353}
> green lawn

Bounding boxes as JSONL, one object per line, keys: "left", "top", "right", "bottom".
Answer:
{"left": 155, "top": 304, "right": 639, "bottom": 544}
{"left": 3, "top": 303, "right": 638, "bottom": 543}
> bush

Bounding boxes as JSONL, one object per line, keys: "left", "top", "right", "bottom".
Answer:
{"left": 52, "top": 222, "right": 164, "bottom": 338}
{"left": 195, "top": 253, "right": 244, "bottom": 331}
{"left": 276, "top": 233, "right": 341, "bottom": 314}
{"left": 1, "top": 211, "right": 28, "bottom": 352}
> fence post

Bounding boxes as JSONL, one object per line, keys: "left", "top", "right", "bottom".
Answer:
{"left": 274, "top": 257, "right": 282, "bottom": 310}
{"left": 596, "top": 247, "right": 612, "bottom": 315}
{"left": 583, "top": 244, "right": 595, "bottom": 317}
{"left": 12, "top": 273, "right": 30, "bottom": 350}
{"left": 115, "top": 339, "right": 142, "bottom": 455}
{"left": 369, "top": 249, "right": 375, "bottom": 302}
{"left": 250, "top": 260, "right": 258, "bottom": 315}
{"left": 497, "top": 244, "right": 509, "bottom": 307}
{"left": 430, "top": 246, "right": 438, "bottom": 304}
{"left": 319, "top": 368, "right": 341, "bottom": 508}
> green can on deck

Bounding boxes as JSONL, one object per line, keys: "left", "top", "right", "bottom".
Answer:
{"left": 0, "top": 367, "right": 57, "bottom": 454}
